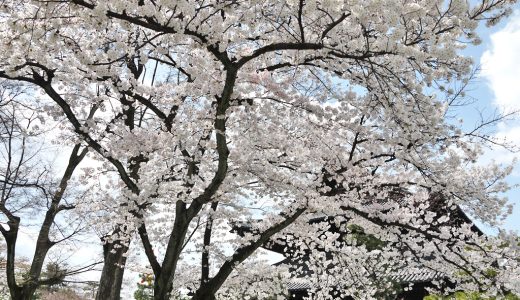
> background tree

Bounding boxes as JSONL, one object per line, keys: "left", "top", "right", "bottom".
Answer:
{"left": 0, "top": 242, "right": 8, "bottom": 299}
{"left": 0, "top": 1, "right": 519, "bottom": 299}
{"left": 0, "top": 81, "right": 100, "bottom": 300}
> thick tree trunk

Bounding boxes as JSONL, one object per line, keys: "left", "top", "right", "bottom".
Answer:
{"left": 18, "top": 287, "right": 38, "bottom": 300}
{"left": 3, "top": 219, "right": 21, "bottom": 299}
{"left": 153, "top": 277, "right": 169, "bottom": 300}
{"left": 18, "top": 240, "right": 52, "bottom": 300}
{"left": 19, "top": 212, "right": 55, "bottom": 300}
{"left": 96, "top": 238, "right": 129, "bottom": 300}
{"left": 191, "top": 290, "right": 217, "bottom": 300}
{"left": 1, "top": 216, "right": 24, "bottom": 300}
{"left": 152, "top": 201, "right": 191, "bottom": 300}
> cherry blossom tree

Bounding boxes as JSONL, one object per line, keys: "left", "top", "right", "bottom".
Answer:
{"left": 0, "top": 0, "right": 519, "bottom": 299}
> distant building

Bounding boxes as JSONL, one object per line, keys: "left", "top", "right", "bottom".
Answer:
{"left": 235, "top": 192, "right": 482, "bottom": 299}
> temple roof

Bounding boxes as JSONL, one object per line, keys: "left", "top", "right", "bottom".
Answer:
{"left": 285, "top": 269, "right": 443, "bottom": 292}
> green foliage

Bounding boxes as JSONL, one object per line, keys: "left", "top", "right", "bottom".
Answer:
{"left": 371, "top": 280, "right": 403, "bottom": 300}
{"left": 343, "top": 224, "right": 402, "bottom": 298}
{"left": 345, "top": 224, "right": 386, "bottom": 251}
{"left": 134, "top": 273, "right": 154, "bottom": 300}
{"left": 484, "top": 268, "right": 498, "bottom": 278}
{"left": 44, "top": 262, "right": 67, "bottom": 283}
{"left": 134, "top": 286, "right": 154, "bottom": 300}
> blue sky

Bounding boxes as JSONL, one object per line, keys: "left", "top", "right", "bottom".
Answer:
{"left": 463, "top": 4, "right": 520, "bottom": 232}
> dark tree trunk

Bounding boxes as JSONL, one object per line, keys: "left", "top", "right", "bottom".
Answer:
{"left": 19, "top": 209, "right": 56, "bottom": 300}
{"left": 191, "top": 289, "right": 217, "bottom": 300}
{"left": 18, "top": 234, "right": 52, "bottom": 299}
{"left": 152, "top": 201, "right": 191, "bottom": 300}
{"left": 2, "top": 217, "right": 22, "bottom": 300}
{"left": 0, "top": 216, "right": 45, "bottom": 300}
{"left": 192, "top": 294, "right": 216, "bottom": 300}
{"left": 96, "top": 238, "right": 129, "bottom": 300}
{"left": 18, "top": 286, "right": 38, "bottom": 300}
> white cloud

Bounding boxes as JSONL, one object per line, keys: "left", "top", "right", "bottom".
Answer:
{"left": 481, "top": 10, "right": 520, "bottom": 112}
{"left": 478, "top": 123, "right": 520, "bottom": 170}
{"left": 479, "top": 11, "right": 520, "bottom": 231}
{"left": 478, "top": 11, "right": 520, "bottom": 167}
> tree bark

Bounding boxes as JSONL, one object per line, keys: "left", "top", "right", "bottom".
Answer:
{"left": 201, "top": 202, "right": 218, "bottom": 286}
{"left": 153, "top": 201, "right": 190, "bottom": 300}
{"left": 191, "top": 208, "right": 306, "bottom": 300}
{"left": 19, "top": 213, "right": 55, "bottom": 300}
{"left": 96, "top": 237, "right": 129, "bottom": 300}
{"left": 191, "top": 289, "right": 217, "bottom": 300}
{"left": 1, "top": 216, "right": 22, "bottom": 300}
